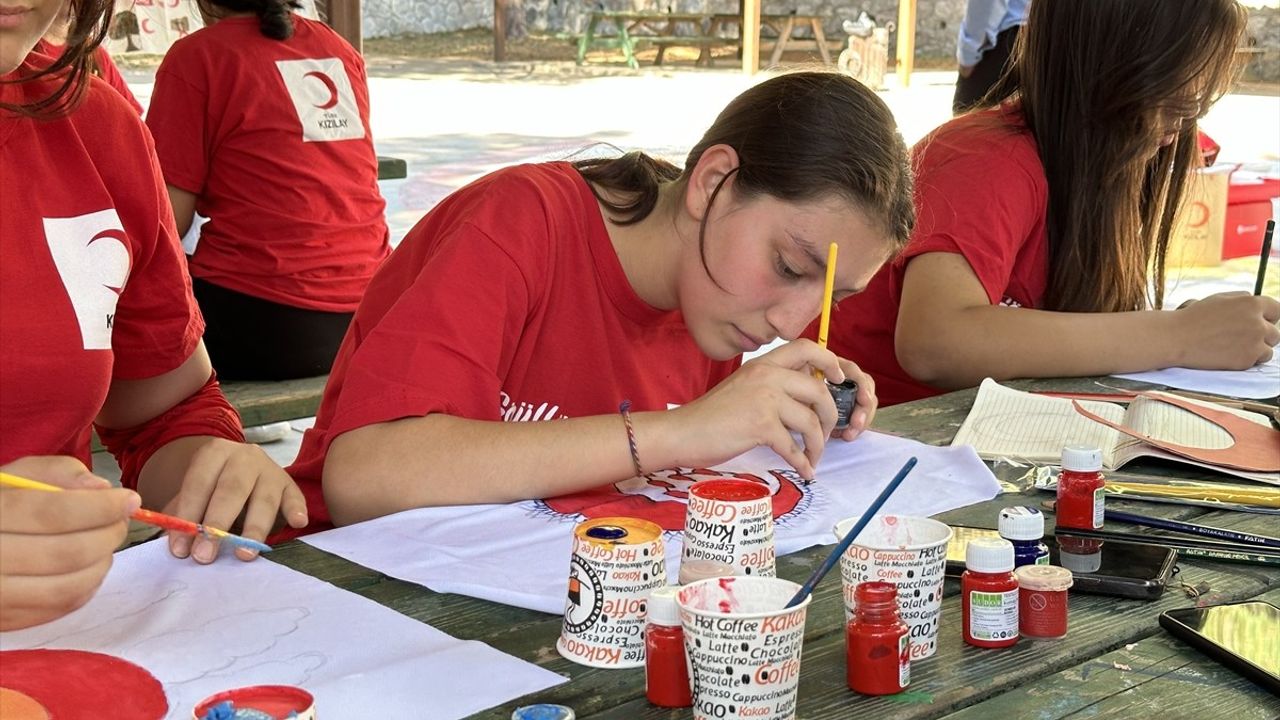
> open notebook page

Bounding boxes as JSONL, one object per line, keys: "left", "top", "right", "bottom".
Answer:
{"left": 950, "top": 379, "right": 1127, "bottom": 466}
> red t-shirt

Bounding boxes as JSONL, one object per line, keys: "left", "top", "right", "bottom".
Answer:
{"left": 815, "top": 108, "right": 1049, "bottom": 406}
{"left": 286, "top": 163, "right": 740, "bottom": 534}
{"left": 146, "top": 15, "right": 389, "bottom": 312}
{"left": 0, "top": 66, "right": 203, "bottom": 469}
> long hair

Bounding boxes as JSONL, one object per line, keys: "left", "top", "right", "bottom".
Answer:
{"left": 0, "top": 0, "right": 114, "bottom": 117}
{"left": 575, "top": 72, "right": 915, "bottom": 258}
{"left": 980, "top": 0, "right": 1246, "bottom": 312}
{"left": 197, "top": 0, "right": 302, "bottom": 40}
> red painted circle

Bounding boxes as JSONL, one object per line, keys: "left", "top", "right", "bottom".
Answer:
{"left": 0, "top": 649, "right": 167, "bottom": 719}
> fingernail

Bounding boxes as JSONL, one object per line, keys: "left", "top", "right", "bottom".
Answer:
{"left": 169, "top": 533, "right": 192, "bottom": 559}
{"left": 235, "top": 547, "right": 259, "bottom": 561}
{"left": 290, "top": 510, "right": 309, "bottom": 527}
{"left": 123, "top": 491, "right": 142, "bottom": 514}
{"left": 193, "top": 538, "right": 217, "bottom": 563}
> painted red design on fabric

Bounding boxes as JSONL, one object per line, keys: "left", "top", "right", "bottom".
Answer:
{"left": 0, "top": 649, "right": 168, "bottom": 719}
{"left": 544, "top": 467, "right": 805, "bottom": 531}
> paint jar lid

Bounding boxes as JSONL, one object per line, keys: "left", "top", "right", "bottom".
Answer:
{"left": 998, "top": 506, "right": 1045, "bottom": 540}
{"left": 1013, "top": 564, "right": 1073, "bottom": 592}
{"left": 678, "top": 559, "right": 735, "bottom": 585}
{"left": 647, "top": 586, "right": 681, "bottom": 626}
{"left": 1061, "top": 445, "right": 1103, "bottom": 472}
{"left": 511, "top": 704, "right": 576, "bottom": 720}
{"left": 965, "top": 537, "right": 1015, "bottom": 573}
{"left": 193, "top": 685, "right": 314, "bottom": 720}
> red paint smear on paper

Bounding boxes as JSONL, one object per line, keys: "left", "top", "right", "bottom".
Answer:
{"left": 0, "top": 649, "right": 167, "bottom": 719}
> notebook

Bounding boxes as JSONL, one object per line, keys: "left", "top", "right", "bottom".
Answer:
{"left": 951, "top": 379, "right": 1280, "bottom": 486}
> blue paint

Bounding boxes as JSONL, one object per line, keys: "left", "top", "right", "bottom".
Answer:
{"left": 584, "top": 525, "right": 627, "bottom": 540}
{"left": 511, "top": 704, "right": 576, "bottom": 720}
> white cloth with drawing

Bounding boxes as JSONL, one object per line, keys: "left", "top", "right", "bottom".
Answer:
{"left": 0, "top": 542, "right": 566, "bottom": 718}
{"left": 302, "top": 431, "right": 1002, "bottom": 614}
{"left": 1113, "top": 356, "right": 1280, "bottom": 400}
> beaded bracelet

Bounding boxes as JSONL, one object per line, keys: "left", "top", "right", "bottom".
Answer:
{"left": 618, "top": 400, "right": 643, "bottom": 477}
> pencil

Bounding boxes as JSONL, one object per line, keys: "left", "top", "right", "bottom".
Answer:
{"left": 1104, "top": 508, "right": 1280, "bottom": 549}
{"left": 814, "top": 241, "right": 839, "bottom": 380}
{"left": 1256, "top": 218, "right": 1274, "bottom": 296}
{"left": 0, "top": 471, "right": 271, "bottom": 553}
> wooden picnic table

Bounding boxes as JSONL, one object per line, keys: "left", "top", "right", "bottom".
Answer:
{"left": 267, "top": 376, "right": 1280, "bottom": 718}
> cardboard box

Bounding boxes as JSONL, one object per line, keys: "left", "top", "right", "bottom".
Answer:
{"left": 1168, "top": 165, "right": 1231, "bottom": 267}
{"left": 1223, "top": 178, "right": 1280, "bottom": 260}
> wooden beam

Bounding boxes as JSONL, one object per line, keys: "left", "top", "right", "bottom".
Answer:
{"left": 329, "top": 0, "right": 363, "bottom": 54}
{"left": 896, "top": 0, "right": 917, "bottom": 87}
{"left": 494, "top": 0, "right": 508, "bottom": 61}
{"left": 741, "top": 0, "right": 760, "bottom": 74}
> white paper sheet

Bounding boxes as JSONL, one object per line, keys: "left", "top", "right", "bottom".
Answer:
{"left": 0, "top": 542, "right": 566, "bottom": 718}
{"left": 1113, "top": 356, "right": 1280, "bottom": 400}
{"left": 302, "top": 432, "right": 1001, "bottom": 614}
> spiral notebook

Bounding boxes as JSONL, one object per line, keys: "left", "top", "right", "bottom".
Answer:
{"left": 951, "top": 379, "right": 1280, "bottom": 485}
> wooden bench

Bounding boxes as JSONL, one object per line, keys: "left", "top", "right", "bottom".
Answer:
{"left": 710, "top": 12, "right": 836, "bottom": 67}
{"left": 576, "top": 10, "right": 733, "bottom": 69}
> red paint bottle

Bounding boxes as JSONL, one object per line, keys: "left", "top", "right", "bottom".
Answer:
{"left": 846, "top": 581, "right": 910, "bottom": 695}
{"left": 1014, "top": 565, "right": 1073, "bottom": 640}
{"left": 1056, "top": 445, "right": 1106, "bottom": 531}
{"left": 644, "top": 586, "right": 692, "bottom": 708}
{"left": 961, "top": 538, "right": 1019, "bottom": 649}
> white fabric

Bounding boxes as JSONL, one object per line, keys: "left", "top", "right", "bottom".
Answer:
{"left": 0, "top": 542, "right": 566, "bottom": 718}
{"left": 303, "top": 432, "right": 1001, "bottom": 614}
{"left": 1113, "top": 356, "right": 1280, "bottom": 400}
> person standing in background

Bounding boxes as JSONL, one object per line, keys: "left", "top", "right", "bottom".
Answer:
{"left": 953, "top": 0, "right": 1029, "bottom": 114}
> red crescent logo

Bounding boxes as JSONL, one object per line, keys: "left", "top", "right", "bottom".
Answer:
{"left": 303, "top": 70, "right": 340, "bottom": 110}
{"left": 543, "top": 467, "right": 806, "bottom": 531}
{"left": 89, "top": 228, "right": 130, "bottom": 295}
{"left": 141, "top": 17, "right": 155, "bottom": 33}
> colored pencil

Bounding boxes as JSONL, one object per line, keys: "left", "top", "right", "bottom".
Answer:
{"left": 1255, "top": 219, "right": 1274, "bottom": 296}
{"left": 813, "top": 241, "right": 839, "bottom": 380}
{"left": 1104, "top": 508, "right": 1280, "bottom": 549}
{"left": 785, "top": 456, "right": 918, "bottom": 608}
{"left": 0, "top": 471, "right": 271, "bottom": 553}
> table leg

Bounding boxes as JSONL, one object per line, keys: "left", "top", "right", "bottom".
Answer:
{"left": 769, "top": 15, "right": 794, "bottom": 66}
{"left": 811, "top": 18, "right": 831, "bottom": 65}
{"left": 620, "top": 23, "right": 638, "bottom": 70}
{"left": 576, "top": 15, "right": 597, "bottom": 65}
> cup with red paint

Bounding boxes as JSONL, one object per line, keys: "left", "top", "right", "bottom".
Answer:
{"left": 677, "top": 576, "right": 810, "bottom": 720}
{"left": 680, "top": 479, "right": 776, "bottom": 579}
{"left": 832, "top": 514, "right": 952, "bottom": 660}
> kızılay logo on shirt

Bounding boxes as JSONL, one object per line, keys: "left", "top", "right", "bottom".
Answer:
{"left": 44, "top": 209, "right": 131, "bottom": 350}
{"left": 275, "top": 58, "right": 364, "bottom": 142}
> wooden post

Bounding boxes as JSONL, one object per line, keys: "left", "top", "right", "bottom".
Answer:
{"left": 494, "top": 0, "right": 508, "bottom": 61}
{"left": 741, "top": 0, "right": 760, "bottom": 74}
{"left": 329, "top": 0, "right": 363, "bottom": 54}
{"left": 895, "top": 0, "right": 916, "bottom": 87}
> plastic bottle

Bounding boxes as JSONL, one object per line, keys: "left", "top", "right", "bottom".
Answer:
{"left": 644, "top": 586, "right": 692, "bottom": 708}
{"left": 1014, "top": 565, "right": 1073, "bottom": 640}
{"left": 998, "top": 506, "right": 1050, "bottom": 567}
{"left": 1056, "top": 445, "right": 1106, "bottom": 531}
{"left": 961, "top": 538, "right": 1019, "bottom": 649}
{"left": 845, "top": 581, "right": 910, "bottom": 695}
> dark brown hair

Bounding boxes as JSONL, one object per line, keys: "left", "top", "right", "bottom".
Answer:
{"left": 197, "top": 0, "right": 301, "bottom": 40}
{"left": 980, "top": 0, "right": 1246, "bottom": 312}
{"left": 0, "top": 0, "right": 114, "bottom": 117}
{"left": 575, "top": 72, "right": 915, "bottom": 255}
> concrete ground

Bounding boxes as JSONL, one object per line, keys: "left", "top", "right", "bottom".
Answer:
{"left": 112, "top": 59, "right": 1279, "bottom": 476}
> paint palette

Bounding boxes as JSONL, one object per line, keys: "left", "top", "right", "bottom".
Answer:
{"left": 0, "top": 649, "right": 168, "bottom": 719}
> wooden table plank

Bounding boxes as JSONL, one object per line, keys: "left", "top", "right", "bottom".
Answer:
{"left": 941, "top": 586, "right": 1280, "bottom": 719}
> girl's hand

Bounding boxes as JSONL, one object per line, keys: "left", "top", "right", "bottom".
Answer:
{"left": 0, "top": 456, "right": 138, "bottom": 631}
{"left": 163, "top": 440, "right": 308, "bottom": 563}
{"left": 1174, "top": 292, "right": 1280, "bottom": 369}
{"left": 669, "top": 339, "right": 877, "bottom": 479}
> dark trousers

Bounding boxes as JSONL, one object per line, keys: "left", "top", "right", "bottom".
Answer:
{"left": 192, "top": 277, "right": 353, "bottom": 381}
{"left": 953, "top": 25, "right": 1021, "bottom": 115}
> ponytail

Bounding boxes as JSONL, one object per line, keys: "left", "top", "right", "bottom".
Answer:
{"left": 574, "top": 151, "right": 682, "bottom": 226}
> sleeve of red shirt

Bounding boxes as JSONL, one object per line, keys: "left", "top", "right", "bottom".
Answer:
{"left": 321, "top": 223, "right": 538, "bottom": 445}
{"left": 145, "top": 50, "right": 210, "bottom": 195}
{"left": 93, "top": 46, "right": 143, "bottom": 115}
{"left": 901, "top": 131, "right": 1044, "bottom": 305}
